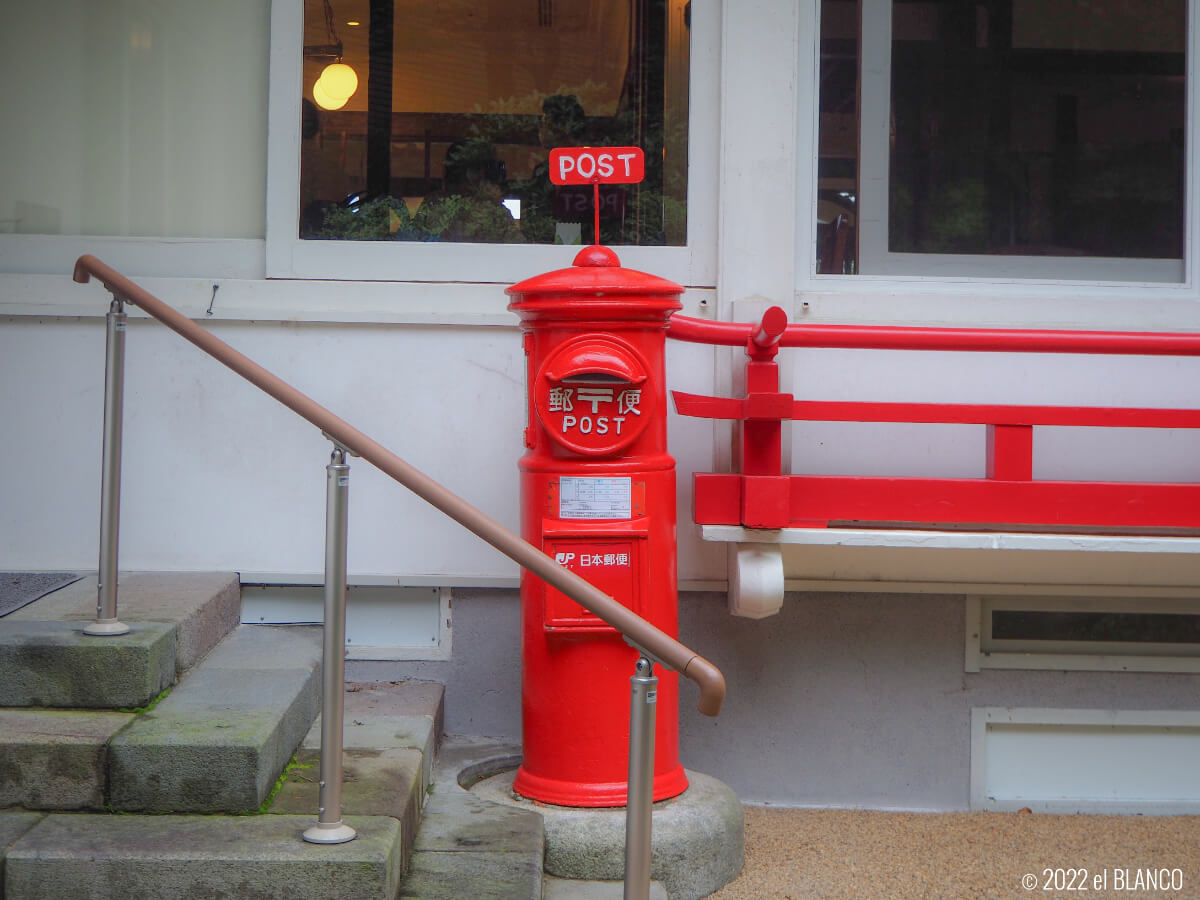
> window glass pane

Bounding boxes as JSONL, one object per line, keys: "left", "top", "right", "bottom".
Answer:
{"left": 816, "top": 0, "right": 1186, "bottom": 277}
{"left": 993, "top": 610, "right": 1200, "bottom": 644}
{"left": 0, "top": 0, "right": 269, "bottom": 239}
{"left": 300, "top": 0, "right": 689, "bottom": 246}
{"left": 817, "top": 0, "right": 860, "bottom": 274}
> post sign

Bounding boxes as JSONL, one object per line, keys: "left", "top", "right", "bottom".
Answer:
{"left": 549, "top": 147, "right": 645, "bottom": 185}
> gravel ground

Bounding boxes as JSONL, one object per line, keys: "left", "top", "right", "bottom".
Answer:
{"left": 706, "top": 807, "right": 1200, "bottom": 899}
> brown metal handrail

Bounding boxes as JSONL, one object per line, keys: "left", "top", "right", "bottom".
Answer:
{"left": 73, "top": 254, "right": 725, "bottom": 716}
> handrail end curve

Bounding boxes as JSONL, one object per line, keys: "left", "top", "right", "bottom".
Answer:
{"left": 682, "top": 654, "right": 726, "bottom": 717}
{"left": 73, "top": 254, "right": 100, "bottom": 285}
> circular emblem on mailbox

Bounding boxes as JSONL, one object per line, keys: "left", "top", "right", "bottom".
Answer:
{"left": 534, "top": 335, "right": 654, "bottom": 456}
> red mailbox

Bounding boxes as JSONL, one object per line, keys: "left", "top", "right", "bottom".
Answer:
{"left": 507, "top": 244, "right": 687, "bottom": 807}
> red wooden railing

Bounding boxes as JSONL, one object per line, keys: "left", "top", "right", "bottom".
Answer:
{"left": 668, "top": 309, "right": 1200, "bottom": 534}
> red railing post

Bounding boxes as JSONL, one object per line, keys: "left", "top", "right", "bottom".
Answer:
{"left": 741, "top": 309, "right": 792, "bottom": 528}
{"left": 987, "top": 424, "right": 1034, "bottom": 481}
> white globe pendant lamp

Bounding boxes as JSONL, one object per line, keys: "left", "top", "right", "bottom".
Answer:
{"left": 312, "top": 76, "right": 349, "bottom": 111}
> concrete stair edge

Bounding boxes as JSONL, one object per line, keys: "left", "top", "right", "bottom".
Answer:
{"left": 3, "top": 813, "right": 404, "bottom": 900}
{"left": 107, "top": 623, "right": 324, "bottom": 813}
{"left": 397, "top": 736, "right": 545, "bottom": 900}
{"left": 1, "top": 572, "right": 241, "bottom": 709}
{"left": 1, "top": 680, "right": 447, "bottom": 900}
{"left": 0, "top": 622, "right": 175, "bottom": 711}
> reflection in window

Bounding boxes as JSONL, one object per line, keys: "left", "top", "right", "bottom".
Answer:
{"left": 817, "top": 0, "right": 1186, "bottom": 276}
{"left": 300, "top": 0, "right": 689, "bottom": 246}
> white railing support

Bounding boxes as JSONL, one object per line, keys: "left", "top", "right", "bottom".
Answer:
{"left": 623, "top": 656, "right": 658, "bottom": 900}
{"left": 304, "top": 446, "right": 357, "bottom": 845}
{"left": 85, "top": 296, "right": 130, "bottom": 637}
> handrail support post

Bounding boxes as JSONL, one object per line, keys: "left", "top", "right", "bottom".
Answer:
{"left": 85, "top": 296, "right": 130, "bottom": 637}
{"left": 624, "top": 656, "right": 657, "bottom": 900}
{"left": 303, "top": 447, "right": 357, "bottom": 845}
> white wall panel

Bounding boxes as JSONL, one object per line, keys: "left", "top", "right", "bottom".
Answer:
{"left": 1, "top": 310, "right": 721, "bottom": 583}
{"left": 972, "top": 708, "right": 1200, "bottom": 813}
{"left": 0, "top": 316, "right": 523, "bottom": 578}
{"left": 789, "top": 348, "right": 1200, "bottom": 481}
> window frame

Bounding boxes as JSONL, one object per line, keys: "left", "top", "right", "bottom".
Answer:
{"left": 788, "top": 0, "right": 1200, "bottom": 326}
{"left": 965, "top": 594, "right": 1200, "bottom": 673}
{"left": 264, "top": 0, "right": 719, "bottom": 288}
{"left": 853, "top": 0, "right": 1189, "bottom": 283}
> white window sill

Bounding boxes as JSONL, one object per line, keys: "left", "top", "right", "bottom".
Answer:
{"left": 703, "top": 524, "right": 1200, "bottom": 597}
{"left": 4, "top": 270, "right": 718, "bottom": 328}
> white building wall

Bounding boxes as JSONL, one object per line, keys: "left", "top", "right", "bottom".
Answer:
{"left": 0, "top": 305, "right": 724, "bottom": 584}
{"left": 790, "top": 347, "right": 1200, "bottom": 481}
{"left": 351, "top": 588, "right": 1200, "bottom": 811}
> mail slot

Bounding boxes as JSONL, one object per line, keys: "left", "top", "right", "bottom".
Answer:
{"left": 534, "top": 334, "right": 654, "bottom": 457}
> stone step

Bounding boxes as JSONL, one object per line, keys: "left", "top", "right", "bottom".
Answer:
{"left": 3, "top": 813, "right": 404, "bottom": 900}
{"left": 0, "top": 811, "right": 43, "bottom": 889}
{"left": 0, "top": 681, "right": 446, "bottom": 900}
{"left": 397, "top": 736, "right": 546, "bottom": 900}
{"left": 1, "top": 572, "right": 240, "bottom": 709}
{"left": 0, "top": 710, "right": 134, "bottom": 811}
{"left": 0, "top": 621, "right": 175, "bottom": 710}
{"left": 107, "top": 624, "right": 322, "bottom": 813}
{"left": 268, "top": 679, "right": 445, "bottom": 865}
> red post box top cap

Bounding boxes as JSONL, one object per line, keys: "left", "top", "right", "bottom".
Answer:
{"left": 574, "top": 245, "right": 620, "bottom": 267}
{"left": 506, "top": 245, "right": 684, "bottom": 299}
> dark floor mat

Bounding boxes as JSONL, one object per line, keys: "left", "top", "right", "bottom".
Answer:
{"left": 0, "top": 572, "right": 83, "bottom": 617}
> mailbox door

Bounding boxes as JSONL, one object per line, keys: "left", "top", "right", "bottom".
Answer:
{"left": 542, "top": 520, "right": 648, "bottom": 632}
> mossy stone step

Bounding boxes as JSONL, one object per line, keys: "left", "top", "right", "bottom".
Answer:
{"left": 268, "top": 680, "right": 445, "bottom": 870}
{"left": 2, "top": 572, "right": 241, "bottom": 709}
{"left": 0, "top": 710, "right": 134, "bottom": 810}
{"left": 107, "top": 624, "right": 322, "bottom": 813}
{"left": 0, "top": 621, "right": 175, "bottom": 709}
{"left": 8, "top": 572, "right": 241, "bottom": 675}
{"left": 4, "top": 813, "right": 403, "bottom": 900}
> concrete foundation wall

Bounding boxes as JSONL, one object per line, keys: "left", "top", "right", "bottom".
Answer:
{"left": 353, "top": 589, "right": 1200, "bottom": 811}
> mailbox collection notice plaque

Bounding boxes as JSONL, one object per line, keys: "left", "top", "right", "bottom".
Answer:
{"left": 558, "top": 476, "right": 632, "bottom": 519}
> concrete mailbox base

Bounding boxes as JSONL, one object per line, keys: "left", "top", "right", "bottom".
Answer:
{"left": 470, "top": 763, "right": 744, "bottom": 900}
